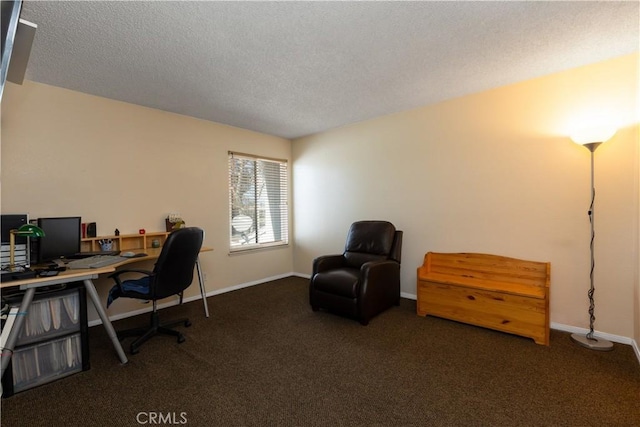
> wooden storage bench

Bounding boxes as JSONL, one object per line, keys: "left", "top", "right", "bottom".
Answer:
{"left": 417, "top": 252, "right": 550, "bottom": 345}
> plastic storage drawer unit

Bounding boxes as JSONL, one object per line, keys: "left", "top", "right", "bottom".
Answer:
{"left": 1, "top": 285, "right": 89, "bottom": 397}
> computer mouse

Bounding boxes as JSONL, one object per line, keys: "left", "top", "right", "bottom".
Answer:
{"left": 38, "top": 270, "right": 60, "bottom": 277}
{"left": 121, "top": 251, "right": 136, "bottom": 258}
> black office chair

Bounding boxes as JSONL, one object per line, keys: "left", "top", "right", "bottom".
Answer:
{"left": 106, "top": 227, "right": 204, "bottom": 354}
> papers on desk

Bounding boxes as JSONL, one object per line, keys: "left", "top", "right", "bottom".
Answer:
{"left": 1, "top": 243, "right": 29, "bottom": 269}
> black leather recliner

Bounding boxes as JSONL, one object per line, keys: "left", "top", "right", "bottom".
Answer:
{"left": 309, "top": 221, "right": 403, "bottom": 325}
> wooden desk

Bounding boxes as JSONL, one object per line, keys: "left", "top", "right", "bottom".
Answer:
{"left": 1, "top": 246, "right": 213, "bottom": 376}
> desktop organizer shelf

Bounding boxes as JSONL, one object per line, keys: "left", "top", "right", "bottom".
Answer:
{"left": 80, "top": 231, "right": 170, "bottom": 253}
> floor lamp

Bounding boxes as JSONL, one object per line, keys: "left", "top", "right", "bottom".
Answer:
{"left": 569, "top": 127, "right": 616, "bottom": 351}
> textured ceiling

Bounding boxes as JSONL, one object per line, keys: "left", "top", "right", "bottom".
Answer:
{"left": 18, "top": 1, "right": 640, "bottom": 139}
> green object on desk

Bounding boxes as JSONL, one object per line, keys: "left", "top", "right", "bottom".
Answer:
{"left": 14, "top": 224, "right": 45, "bottom": 237}
{"left": 9, "top": 224, "right": 45, "bottom": 270}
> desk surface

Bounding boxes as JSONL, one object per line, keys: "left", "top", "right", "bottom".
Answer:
{"left": 0, "top": 246, "right": 213, "bottom": 289}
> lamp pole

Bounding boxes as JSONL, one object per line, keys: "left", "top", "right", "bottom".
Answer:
{"left": 570, "top": 141, "right": 613, "bottom": 351}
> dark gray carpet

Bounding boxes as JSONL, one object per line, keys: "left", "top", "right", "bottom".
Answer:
{"left": 2, "top": 276, "right": 639, "bottom": 426}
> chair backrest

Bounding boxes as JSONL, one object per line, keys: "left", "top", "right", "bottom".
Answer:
{"left": 151, "top": 227, "right": 204, "bottom": 300}
{"left": 343, "top": 221, "right": 400, "bottom": 268}
{"left": 389, "top": 230, "right": 403, "bottom": 264}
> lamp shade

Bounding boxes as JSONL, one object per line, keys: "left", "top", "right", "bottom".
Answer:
{"left": 570, "top": 126, "right": 617, "bottom": 145}
{"left": 12, "top": 224, "right": 45, "bottom": 237}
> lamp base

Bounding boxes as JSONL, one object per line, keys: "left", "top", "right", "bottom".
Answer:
{"left": 570, "top": 333, "right": 614, "bottom": 351}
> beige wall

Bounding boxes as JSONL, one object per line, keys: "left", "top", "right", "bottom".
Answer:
{"left": 636, "top": 122, "right": 640, "bottom": 349}
{"left": 293, "top": 54, "right": 639, "bottom": 340}
{"left": 1, "top": 81, "right": 293, "bottom": 322}
{"left": 2, "top": 55, "right": 638, "bottom": 343}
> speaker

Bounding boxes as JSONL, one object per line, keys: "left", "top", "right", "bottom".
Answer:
{"left": 86, "top": 222, "right": 97, "bottom": 238}
{"left": 29, "top": 236, "right": 39, "bottom": 265}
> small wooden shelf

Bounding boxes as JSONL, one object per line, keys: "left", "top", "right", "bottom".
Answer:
{"left": 81, "top": 231, "right": 170, "bottom": 253}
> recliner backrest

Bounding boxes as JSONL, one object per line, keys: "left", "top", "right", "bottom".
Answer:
{"left": 343, "top": 221, "right": 397, "bottom": 268}
{"left": 389, "top": 230, "right": 403, "bottom": 264}
{"left": 152, "top": 227, "right": 204, "bottom": 300}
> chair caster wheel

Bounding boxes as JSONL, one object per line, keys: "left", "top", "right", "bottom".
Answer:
{"left": 177, "top": 335, "right": 186, "bottom": 344}
{"left": 184, "top": 320, "right": 192, "bottom": 327}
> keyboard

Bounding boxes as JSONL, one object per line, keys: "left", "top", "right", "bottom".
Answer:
{"left": 69, "top": 250, "right": 121, "bottom": 259}
{"left": 66, "top": 255, "right": 126, "bottom": 270}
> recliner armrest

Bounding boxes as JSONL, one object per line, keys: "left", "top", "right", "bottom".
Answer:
{"left": 360, "top": 259, "right": 400, "bottom": 280}
{"left": 359, "top": 260, "right": 401, "bottom": 296}
{"left": 312, "top": 255, "right": 346, "bottom": 276}
{"left": 358, "top": 260, "right": 401, "bottom": 321}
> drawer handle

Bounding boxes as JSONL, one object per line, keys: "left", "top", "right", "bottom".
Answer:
{"left": 467, "top": 295, "right": 475, "bottom": 301}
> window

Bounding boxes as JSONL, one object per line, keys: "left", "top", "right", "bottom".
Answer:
{"left": 228, "top": 152, "right": 288, "bottom": 252}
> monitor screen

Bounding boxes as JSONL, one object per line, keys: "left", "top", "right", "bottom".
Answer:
{"left": 37, "top": 217, "right": 81, "bottom": 263}
{"left": 1, "top": 213, "right": 28, "bottom": 243}
{"left": 1, "top": 213, "right": 29, "bottom": 268}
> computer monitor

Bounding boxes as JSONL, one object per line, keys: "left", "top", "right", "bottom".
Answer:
{"left": 1, "top": 213, "right": 29, "bottom": 268}
{"left": 37, "top": 217, "right": 81, "bottom": 263}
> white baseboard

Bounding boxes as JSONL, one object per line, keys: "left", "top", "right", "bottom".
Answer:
{"left": 399, "top": 292, "right": 639, "bottom": 364}
{"left": 549, "top": 322, "right": 633, "bottom": 345}
{"left": 401, "top": 292, "right": 417, "bottom": 300}
{"left": 551, "top": 322, "right": 640, "bottom": 365}
{"left": 201, "top": 272, "right": 296, "bottom": 299}
{"left": 90, "top": 274, "right": 640, "bottom": 365}
{"left": 88, "top": 272, "right": 300, "bottom": 327}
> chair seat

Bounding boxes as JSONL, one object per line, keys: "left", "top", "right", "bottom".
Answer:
{"left": 107, "top": 276, "right": 151, "bottom": 307}
{"left": 312, "top": 268, "right": 360, "bottom": 298}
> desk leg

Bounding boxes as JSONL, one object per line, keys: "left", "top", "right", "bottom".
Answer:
{"left": 0, "top": 288, "right": 35, "bottom": 378}
{"left": 83, "top": 279, "right": 128, "bottom": 364}
{"left": 196, "top": 257, "right": 209, "bottom": 318}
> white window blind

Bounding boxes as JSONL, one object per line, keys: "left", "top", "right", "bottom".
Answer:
{"left": 228, "top": 152, "right": 289, "bottom": 252}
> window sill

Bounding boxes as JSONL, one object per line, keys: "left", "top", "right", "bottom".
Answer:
{"left": 228, "top": 243, "right": 289, "bottom": 256}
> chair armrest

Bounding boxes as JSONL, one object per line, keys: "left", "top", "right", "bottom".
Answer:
{"left": 360, "top": 260, "right": 400, "bottom": 287}
{"left": 312, "top": 255, "right": 345, "bottom": 276}
{"left": 358, "top": 260, "right": 401, "bottom": 315}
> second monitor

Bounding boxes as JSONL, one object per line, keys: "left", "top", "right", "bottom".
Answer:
{"left": 37, "top": 217, "right": 81, "bottom": 263}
